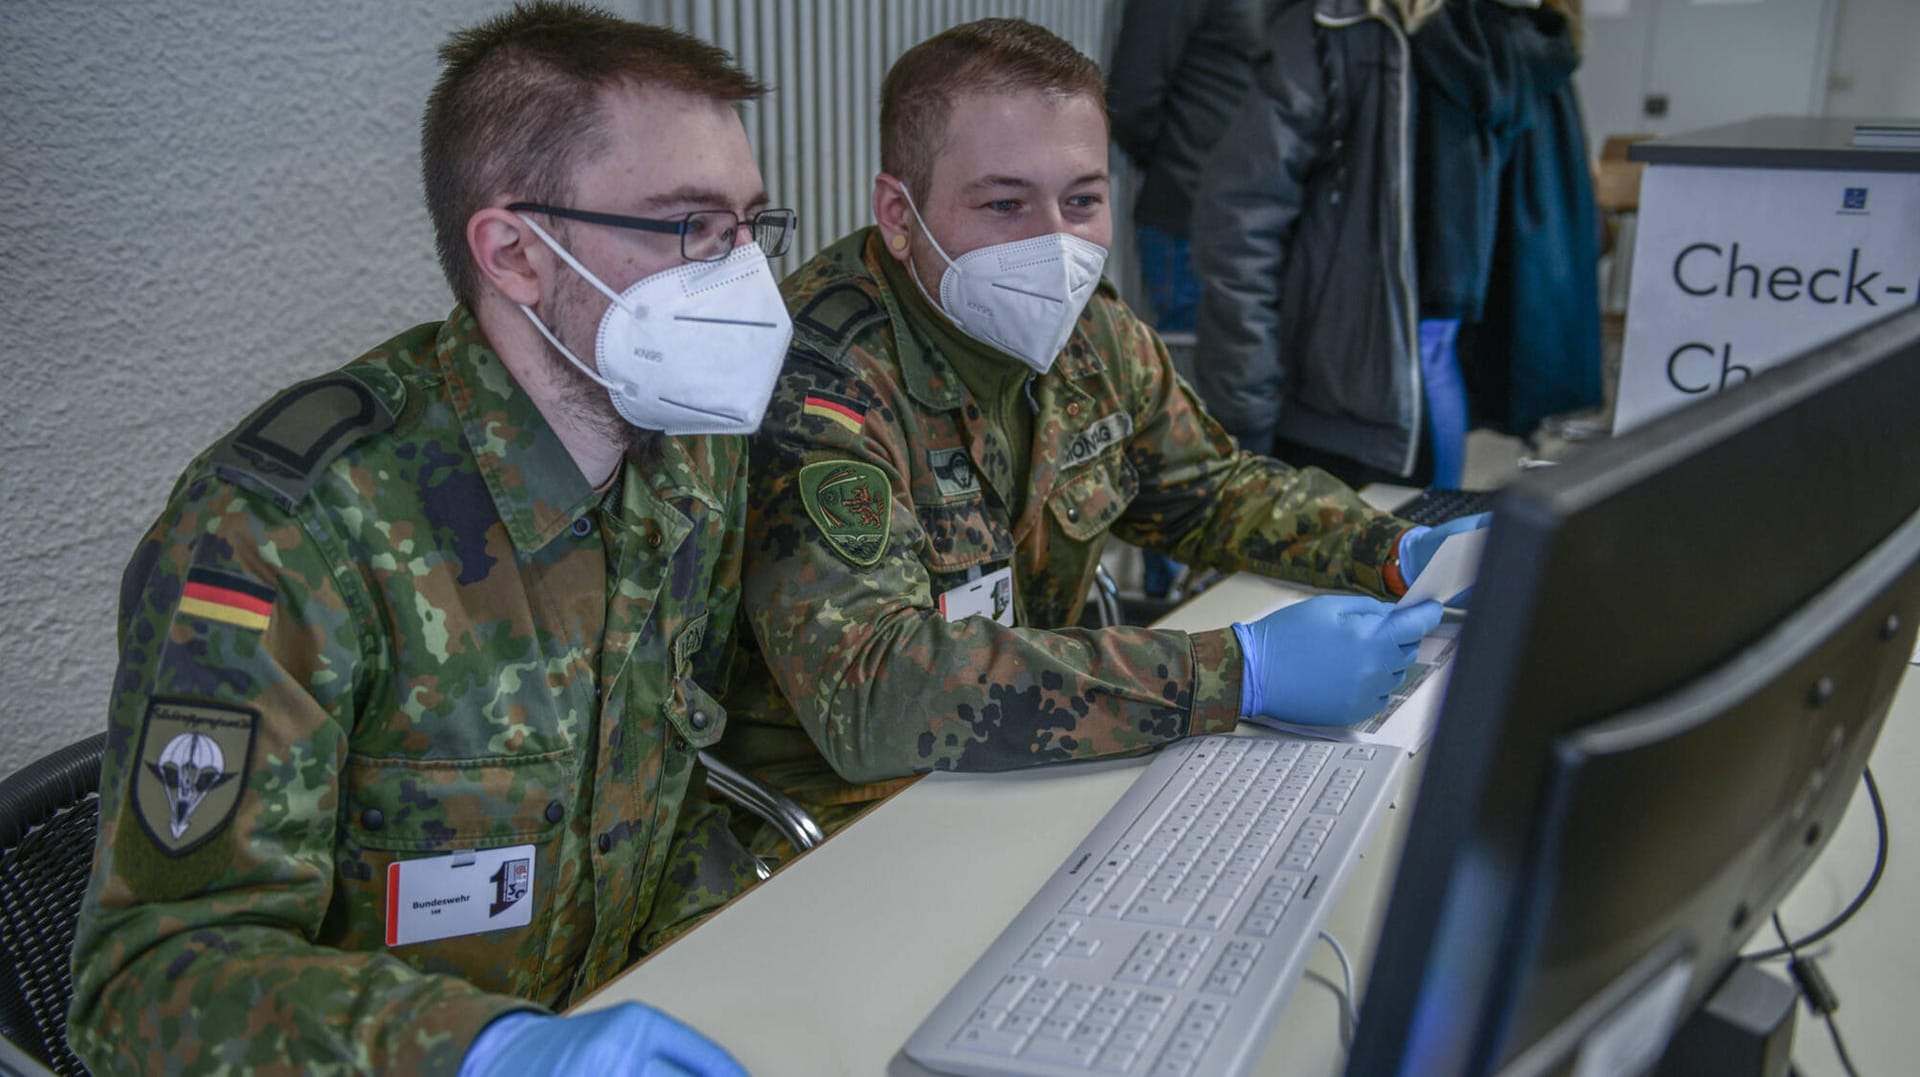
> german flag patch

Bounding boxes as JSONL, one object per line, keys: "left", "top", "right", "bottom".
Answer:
{"left": 178, "top": 567, "right": 275, "bottom": 632}
{"left": 803, "top": 393, "right": 865, "bottom": 436}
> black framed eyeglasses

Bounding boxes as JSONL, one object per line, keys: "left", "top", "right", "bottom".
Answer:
{"left": 507, "top": 202, "right": 797, "bottom": 262}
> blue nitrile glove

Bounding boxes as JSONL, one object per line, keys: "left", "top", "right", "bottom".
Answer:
{"left": 459, "top": 1003, "right": 748, "bottom": 1077}
{"left": 1232, "top": 595, "right": 1444, "bottom": 726}
{"left": 1398, "top": 512, "right": 1492, "bottom": 608}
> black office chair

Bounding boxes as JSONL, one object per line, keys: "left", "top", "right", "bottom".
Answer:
{"left": 0, "top": 733, "right": 104, "bottom": 1077}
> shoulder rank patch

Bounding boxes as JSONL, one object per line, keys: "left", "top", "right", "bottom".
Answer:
{"left": 799, "top": 459, "right": 892, "bottom": 567}
{"left": 209, "top": 370, "right": 397, "bottom": 510}
{"left": 803, "top": 392, "right": 866, "bottom": 436}
{"left": 178, "top": 566, "right": 275, "bottom": 632}
{"left": 133, "top": 698, "right": 256, "bottom": 856}
{"left": 790, "top": 282, "right": 886, "bottom": 363}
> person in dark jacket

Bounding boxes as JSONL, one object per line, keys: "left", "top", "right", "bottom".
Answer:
{"left": 1191, "top": 0, "right": 1447, "bottom": 487}
{"left": 1455, "top": 0, "right": 1602, "bottom": 439}
{"left": 1108, "top": 0, "right": 1282, "bottom": 333}
{"left": 1416, "top": 0, "right": 1600, "bottom": 451}
{"left": 1107, "top": 0, "right": 1284, "bottom": 597}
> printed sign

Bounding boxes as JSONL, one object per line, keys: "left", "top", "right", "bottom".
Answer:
{"left": 1615, "top": 165, "right": 1920, "bottom": 432}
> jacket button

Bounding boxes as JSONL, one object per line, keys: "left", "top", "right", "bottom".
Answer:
{"left": 570, "top": 516, "right": 593, "bottom": 537}
{"left": 1066, "top": 507, "right": 1080, "bottom": 523}
{"left": 1066, "top": 402, "right": 1081, "bottom": 417}
{"left": 1329, "top": 190, "right": 1342, "bottom": 206}
{"left": 361, "top": 808, "right": 384, "bottom": 831}
{"left": 648, "top": 533, "right": 663, "bottom": 548}
{"left": 598, "top": 832, "right": 613, "bottom": 854}
{"left": 690, "top": 710, "right": 710, "bottom": 731}
{"left": 545, "top": 800, "right": 565, "bottom": 824}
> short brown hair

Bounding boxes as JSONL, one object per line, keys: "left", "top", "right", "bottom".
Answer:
{"left": 880, "top": 18, "right": 1105, "bottom": 199}
{"left": 422, "top": 2, "right": 766, "bottom": 306}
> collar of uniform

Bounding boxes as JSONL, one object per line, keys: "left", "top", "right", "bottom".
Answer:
{"left": 861, "top": 229, "right": 970, "bottom": 412}
{"left": 433, "top": 306, "right": 600, "bottom": 557}
{"left": 628, "top": 436, "right": 727, "bottom": 518}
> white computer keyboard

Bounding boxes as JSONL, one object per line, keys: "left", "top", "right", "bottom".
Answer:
{"left": 904, "top": 733, "right": 1408, "bottom": 1077}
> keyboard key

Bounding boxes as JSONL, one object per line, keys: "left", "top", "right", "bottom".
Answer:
{"left": 951, "top": 1025, "right": 1027, "bottom": 1055}
{"left": 1095, "top": 1047, "right": 1140, "bottom": 1073}
{"left": 1190, "top": 999, "right": 1231, "bottom": 1021}
{"left": 1150, "top": 1058, "right": 1196, "bottom": 1077}
{"left": 1037, "top": 1016, "right": 1077, "bottom": 1040}
{"left": 1126, "top": 899, "right": 1197, "bottom": 926}
{"left": 983, "top": 973, "right": 1033, "bottom": 1010}
{"left": 1014, "top": 993, "right": 1055, "bottom": 1019}
{"left": 1070, "top": 1022, "right": 1113, "bottom": 1047}
{"left": 1030, "top": 977, "right": 1069, "bottom": 1000}
{"left": 1022, "top": 1038, "right": 1098, "bottom": 1066}
{"left": 1179, "top": 1015, "right": 1218, "bottom": 1038}
{"left": 1111, "top": 1026, "right": 1152, "bottom": 1050}
{"left": 1001, "top": 1012, "right": 1042, "bottom": 1036}
{"left": 1017, "top": 947, "right": 1056, "bottom": 969}
{"left": 1052, "top": 998, "right": 1092, "bottom": 1022}
{"left": 1148, "top": 965, "right": 1191, "bottom": 988}
{"left": 1066, "top": 936, "right": 1102, "bottom": 959}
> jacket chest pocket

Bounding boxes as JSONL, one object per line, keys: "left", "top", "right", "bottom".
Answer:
{"left": 330, "top": 749, "right": 573, "bottom": 996}
{"left": 664, "top": 614, "right": 728, "bottom": 752}
{"left": 917, "top": 495, "right": 1016, "bottom": 599}
{"left": 1049, "top": 456, "right": 1138, "bottom": 543}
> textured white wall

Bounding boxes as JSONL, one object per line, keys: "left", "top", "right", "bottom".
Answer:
{"left": 0, "top": 0, "right": 524, "bottom": 777}
{"left": 1825, "top": 0, "right": 1920, "bottom": 118}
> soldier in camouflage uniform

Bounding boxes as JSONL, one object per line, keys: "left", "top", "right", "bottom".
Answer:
{"left": 719, "top": 19, "right": 1461, "bottom": 852}
{"left": 69, "top": 5, "right": 790, "bottom": 1074}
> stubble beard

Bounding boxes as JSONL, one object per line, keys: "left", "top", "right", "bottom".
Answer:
{"left": 546, "top": 273, "right": 664, "bottom": 462}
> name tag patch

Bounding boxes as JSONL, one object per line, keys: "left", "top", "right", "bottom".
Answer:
{"left": 938, "top": 565, "right": 1015, "bottom": 627}
{"left": 385, "top": 844, "right": 536, "bottom": 947}
{"left": 1061, "top": 412, "right": 1133, "bottom": 471}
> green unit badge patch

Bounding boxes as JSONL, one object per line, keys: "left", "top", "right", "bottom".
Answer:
{"left": 800, "top": 459, "right": 892, "bottom": 567}
{"left": 133, "top": 698, "right": 257, "bottom": 856}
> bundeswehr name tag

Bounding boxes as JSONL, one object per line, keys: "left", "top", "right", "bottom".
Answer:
{"left": 385, "top": 844, "right": 536, "bottom": 947}
{"left": 938, "top": 565, "right": 1015, "bottom": 626}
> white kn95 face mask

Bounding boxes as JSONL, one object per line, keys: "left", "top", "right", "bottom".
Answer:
{"left": 896, "top": 182, "right": 1108, "bottom": 374}
{"left": 515, "top": 213, "right": 794, "bottom": 436}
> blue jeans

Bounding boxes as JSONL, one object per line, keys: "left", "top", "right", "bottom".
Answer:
{"left": 1135, "top": 225, "right": 1202, "bottom": 333}
{"left": 1420, "top": 319, "right": 1467, "bottom": 489}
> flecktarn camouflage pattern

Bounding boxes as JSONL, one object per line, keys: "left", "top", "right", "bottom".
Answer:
{"left": 716, "top": 228, "right": 1410, "bottom": 845}
{"left": 68, "top": 308, "right": 762, "bottom": 1074}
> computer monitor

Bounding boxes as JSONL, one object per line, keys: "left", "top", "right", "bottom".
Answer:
{"left": 1347, "top": 305, "right": 1920, "bottom": 1077}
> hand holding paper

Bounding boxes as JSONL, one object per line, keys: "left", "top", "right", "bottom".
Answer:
{"left": 1398, "top": 512, "right": 1491, "bottom": 608}
{"left": 1233, "top": 596, "right": 1443, "bottom": 727}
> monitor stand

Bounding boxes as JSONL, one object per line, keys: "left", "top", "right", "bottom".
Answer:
{"left": 1655, "top": 960, "right": 1798, "bottom": 1077}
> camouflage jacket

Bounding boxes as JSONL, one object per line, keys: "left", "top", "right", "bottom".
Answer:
{"left": 69, "top": 308, "right": 761, "bottom": 1075}
{"left": 718, "top": 228, "right": 1408, "bottom": 807}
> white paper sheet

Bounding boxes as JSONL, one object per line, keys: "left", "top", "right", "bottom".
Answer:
{"left": 1397, "top": 528, "right": 1487, "bottom": 608}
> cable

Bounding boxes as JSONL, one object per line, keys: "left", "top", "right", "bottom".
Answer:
{"left": 1750, "top": 767, "right": 1886, "bottom": 961}
{"left": 1319, "top": 930, "right": 1357, "bottom": 1051}
{"left": 1772, "top": 914, "right": 1860, "bottom": 1077}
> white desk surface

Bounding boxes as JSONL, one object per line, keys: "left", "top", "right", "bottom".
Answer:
{"left": 578, "top": 515, "right": 1918, "bottom": 1077}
